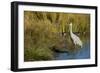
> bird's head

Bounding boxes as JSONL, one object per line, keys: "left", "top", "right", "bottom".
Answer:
{"left": 69, "top": 23, "right": 72, "bottom": 26}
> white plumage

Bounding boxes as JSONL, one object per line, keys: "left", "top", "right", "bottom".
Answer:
{"left": 69, "top": 23, "right": 83, "bottom": 48}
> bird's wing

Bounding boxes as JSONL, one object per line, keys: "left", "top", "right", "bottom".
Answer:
{"left": 72, "top": 33, "right": 82, "bottom": 46}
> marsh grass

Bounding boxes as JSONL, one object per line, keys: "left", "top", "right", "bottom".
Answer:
{"left": 24, "top": 47, "right": 54, "bottom": 61}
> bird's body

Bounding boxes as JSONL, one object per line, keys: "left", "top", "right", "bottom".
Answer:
{"left": 69, "top": 23, "right": 83, "bottom": 48}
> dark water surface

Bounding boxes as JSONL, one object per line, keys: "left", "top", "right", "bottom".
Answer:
{"left": 54, "top": 41, "right": 90, "bottom": 60}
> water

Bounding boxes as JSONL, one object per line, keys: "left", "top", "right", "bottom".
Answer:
{"left": 54, "top": 41, "right": 90, "bottom": 60}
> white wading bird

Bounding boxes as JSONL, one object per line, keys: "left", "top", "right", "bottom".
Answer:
{"left": 69, "top": 23, "right": 83, "bottom": 48}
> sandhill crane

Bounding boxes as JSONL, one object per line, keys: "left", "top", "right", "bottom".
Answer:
{"left": 69, "top": 23, "right": 83, "bottom": 48}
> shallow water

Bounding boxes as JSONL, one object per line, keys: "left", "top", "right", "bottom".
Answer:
{"left": 54, "top": 41, "right": 90, "bottom": 60}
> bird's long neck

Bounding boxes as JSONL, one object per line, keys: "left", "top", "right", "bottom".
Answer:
{"left": 70, "top": 25, "right": 73, "bottom": 35}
